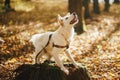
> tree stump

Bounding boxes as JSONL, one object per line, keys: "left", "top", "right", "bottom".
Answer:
{"left": 14, "top": 62, "right": 91, "bottom": 80}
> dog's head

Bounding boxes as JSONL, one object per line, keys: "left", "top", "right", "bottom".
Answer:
{"left": 58, "top": 12, "right": 78, "bottom": 27}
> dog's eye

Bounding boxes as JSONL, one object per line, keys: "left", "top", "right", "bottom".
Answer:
{"left": 65, "top": 17, "right": 68, "bottom": 20}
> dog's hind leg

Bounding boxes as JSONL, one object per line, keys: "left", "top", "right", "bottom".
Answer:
{"left": 35, "top": 52, "right": 43, "bottom": 64}
{"left": 34, "top": 48, "right": 44, "bottom": 64}
{"left": 65, "top": 49, "right": 78, "bottom": 68}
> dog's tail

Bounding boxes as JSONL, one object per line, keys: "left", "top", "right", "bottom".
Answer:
{"left": 29, "top": 34, "right": 38, "bottom": 46}
{"left": 29, "top": 36, "right": 34, "bottom": 43}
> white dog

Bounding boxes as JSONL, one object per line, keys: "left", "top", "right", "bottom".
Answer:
{"left": 30, "top": 12, "right": 79, "bottom": 74}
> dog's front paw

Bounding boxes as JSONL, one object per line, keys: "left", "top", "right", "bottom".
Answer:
{"left": 74, "top": 63, "right": 84, "bottom": 69}
{"left": 64, "top": 69, "right": 69, "bottom": 75}
{"left": 61, "top": 68, "right": 69, "bottom": 75}
{"left": 73, "top": 63, "right": 79, "bottom": 68}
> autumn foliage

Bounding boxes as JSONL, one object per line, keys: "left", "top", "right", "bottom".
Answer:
{"left": 0, "top": 0, "right": 120, "bottom": 80}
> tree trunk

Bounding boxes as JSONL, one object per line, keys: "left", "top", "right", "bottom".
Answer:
{"left": 93, "top": 0, "right": 100, "bottom": 14}
{"left": 68, "top": 0, "right": 83, "bottom": 34}
{"left": 114, "top": 0, "right": 120, "bottom": 4}
{"left": 83, "top": 0, "right": 91, "bottom": 19}
{"left": 14, "top": 63, "right": 91, "bottom": 80}
{"left": 104, "top": 0, "right": 110, "bottom": 12}
{"left": 4, "top": 0, "right": 11, "bottom": 8}
{"left": 0, "top": 0, "right": 4, "bottom": 3}
{"left": 4, "top": 0, "right": 14, "bottom": 12}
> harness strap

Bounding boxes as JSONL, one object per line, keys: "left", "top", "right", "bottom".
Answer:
{"left": 53, "top": 43, "right": 69, "bottom": 49}
{"left": 35, "top": 33, "right": 70, "bottom": 63}
{"left": 35, "top": 34, "right": 52, "bottom": 63}
{"left": 52, "top": 33, "right": 69, "bottom": 49}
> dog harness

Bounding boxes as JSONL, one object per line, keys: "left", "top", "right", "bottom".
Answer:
{"left": 35, "top": 34, "right": 52, "bottom": 63}
{"left": 53, "top": 43, "right": 69, "bottom": 49}
{"left": 53, "top": 33, "right": 69, "bottom": 49}
{"left": 35, "top": 34, "right": 69, "bottom": 63}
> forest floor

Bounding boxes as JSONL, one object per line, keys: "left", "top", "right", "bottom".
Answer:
{"left": 0, "top": 0, "right": 120, "bottom": 80}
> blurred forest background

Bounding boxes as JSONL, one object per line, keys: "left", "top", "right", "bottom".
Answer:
{"left": 0, "top": 0, "right": 120, "bottom": 80}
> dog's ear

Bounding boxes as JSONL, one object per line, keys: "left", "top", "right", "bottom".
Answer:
{"left": 58, "top": 14, "right": 64, "bottom": 26}
{"left": 67, "top": 12, "right": 70, "bottom": 16}
{"left": 58, "top": 14, "right": 62, "bottom": 19}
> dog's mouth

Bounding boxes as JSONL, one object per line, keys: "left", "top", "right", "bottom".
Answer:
{"left": 70, "top": 15, "right": 78, "bottom": 24}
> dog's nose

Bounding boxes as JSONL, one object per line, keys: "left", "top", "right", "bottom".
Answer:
{"left": 73, "top": 12, "right": 76, "bottom": 15}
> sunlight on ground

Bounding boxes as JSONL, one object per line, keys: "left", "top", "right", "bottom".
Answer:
{"left": 13, "top": 1, "right": 35, "bottom": 12}
{"left": 91, "top": 0, "right": 114, "bottom": 4}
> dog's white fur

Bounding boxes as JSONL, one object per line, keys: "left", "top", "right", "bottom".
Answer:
{"left": 30, "top": 12, "right": 79, "bottom": 74}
